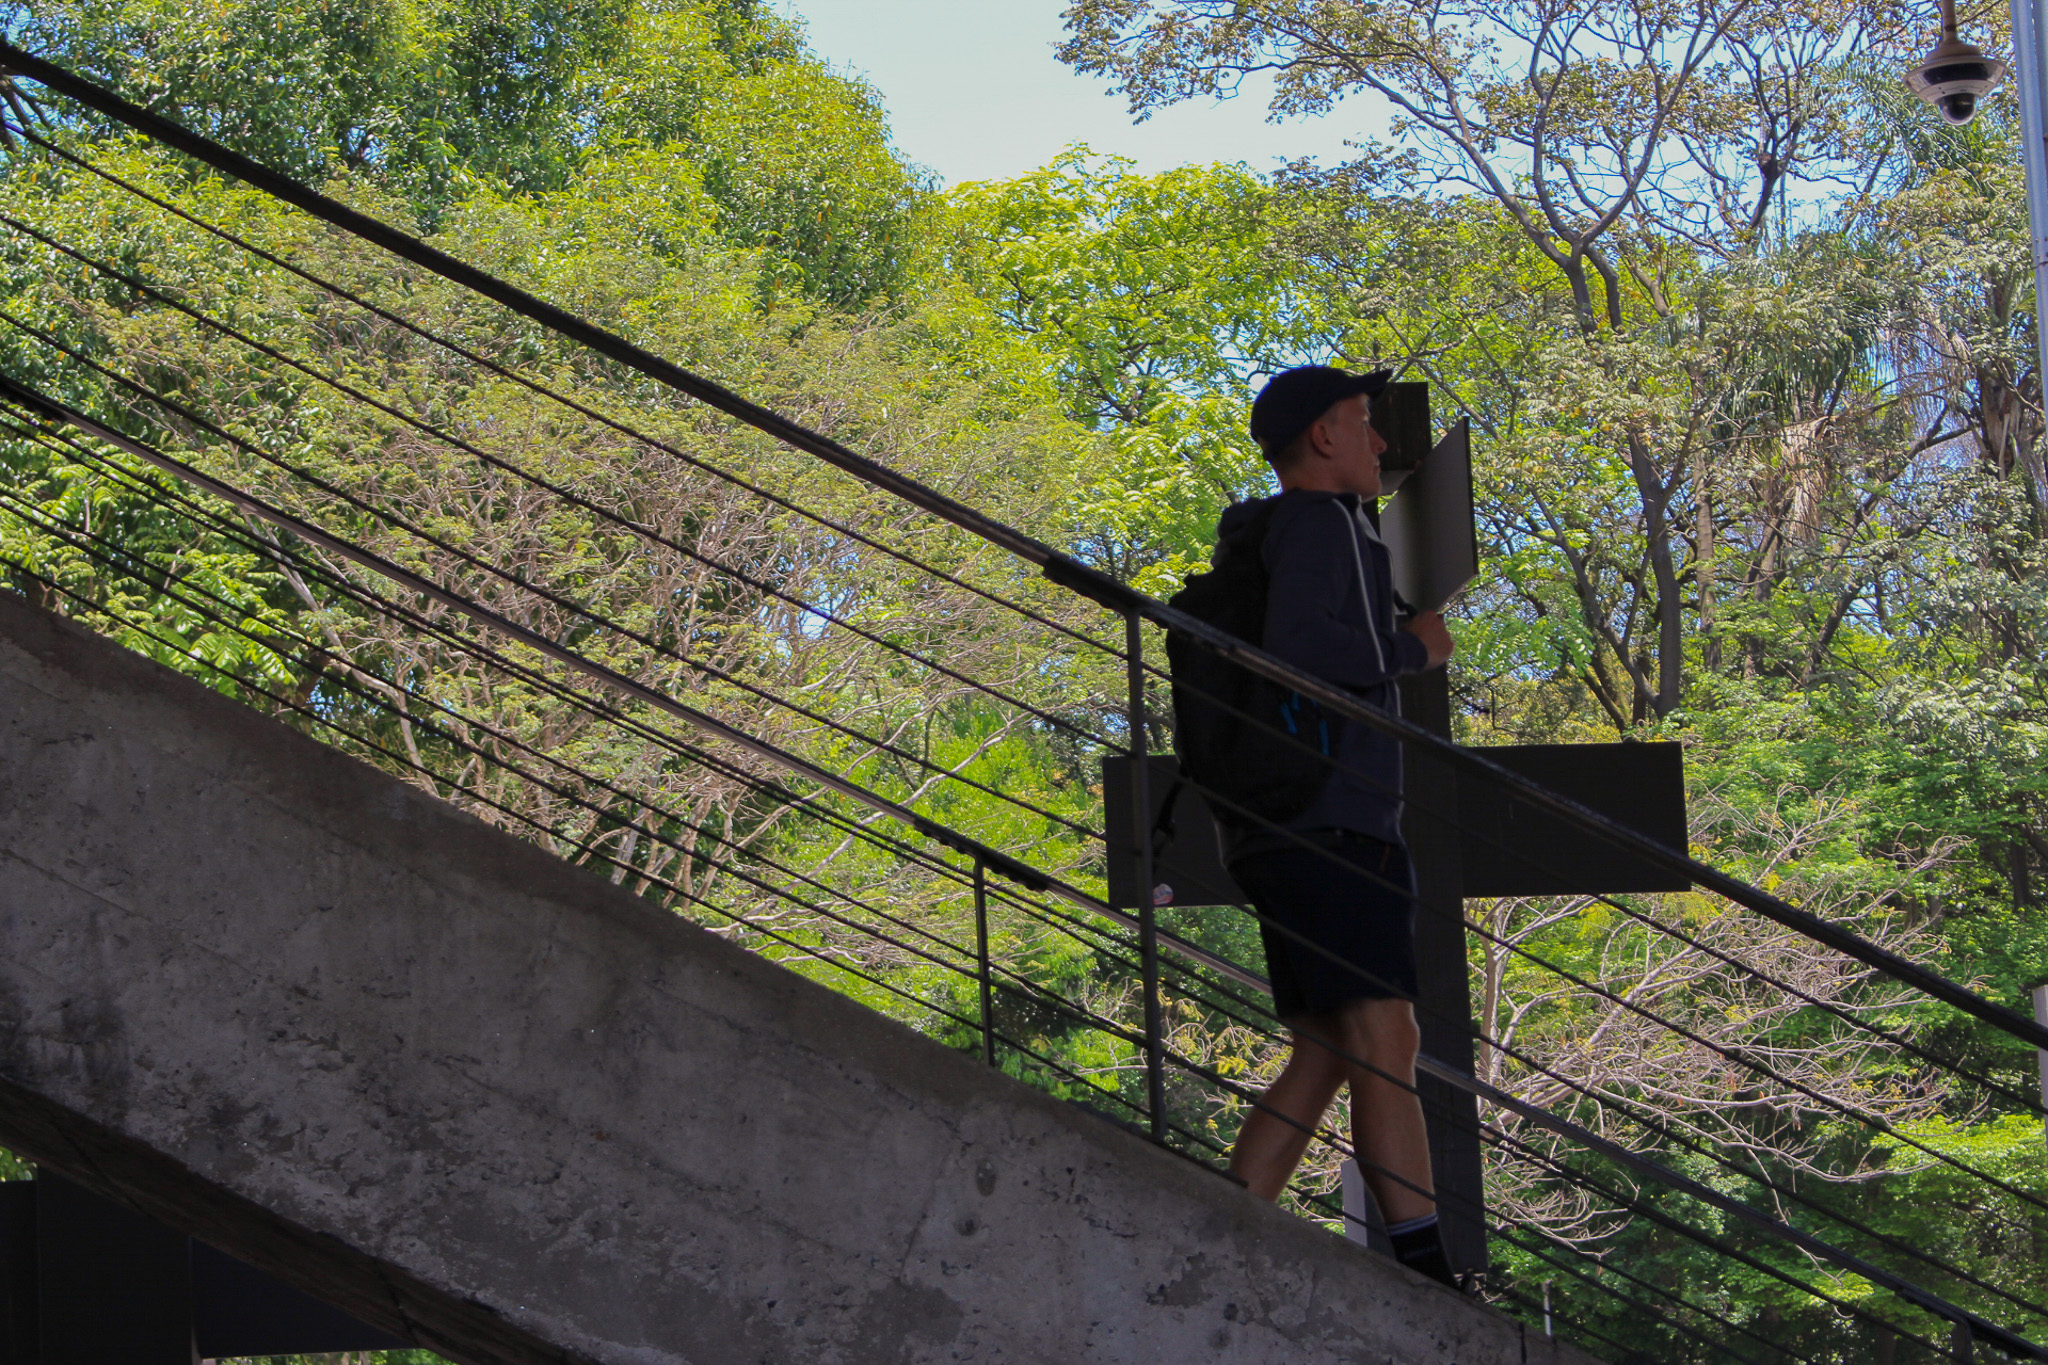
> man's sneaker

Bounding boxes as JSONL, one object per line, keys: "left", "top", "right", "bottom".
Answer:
{"left": 1387, "top": 1214, "right": 1459, "bottom": 1290}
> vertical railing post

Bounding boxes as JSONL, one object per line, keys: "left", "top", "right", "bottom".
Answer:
{"left": 1124, "top": 608, "right": 1168, "bottom": 1141}
{"left": 974, "top": 856, "right": 995, "bottom": 1068}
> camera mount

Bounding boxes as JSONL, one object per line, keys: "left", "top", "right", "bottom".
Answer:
{"left": 1904, "top": 0, "right": 2007, "bottom": 124}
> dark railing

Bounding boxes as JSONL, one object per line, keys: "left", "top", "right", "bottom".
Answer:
{"left": 0, "top": 41, "right": 2041, "bottom": 1364}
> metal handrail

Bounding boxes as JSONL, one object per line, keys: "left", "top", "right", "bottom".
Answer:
{"left": 2, "top": 33, "right": 2033, "bottom": 1054}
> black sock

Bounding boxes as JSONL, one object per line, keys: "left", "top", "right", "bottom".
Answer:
{"left": 1386, "top": 1214, "right": 1457, "bottom": 1288}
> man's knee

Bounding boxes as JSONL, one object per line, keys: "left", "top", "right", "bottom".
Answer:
{"left": 1285, "top": 1018, "right": 1357, "bottom": 1082}
{"left": 1339, "top": 997, "right": 1420, "bottom": 1067}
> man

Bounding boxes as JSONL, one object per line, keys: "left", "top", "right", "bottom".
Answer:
{"left": 1217, "top": 365, "right": 1456, "bottom": 1286}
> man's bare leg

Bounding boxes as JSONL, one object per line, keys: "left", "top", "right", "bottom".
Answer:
{"left": 1339, "top": 997, "right": 1435, "bottom": 1224}
{"left": 1229, "top": 1028, "right": 1347, "bottom": 1199}
{"left": 1229, "top": 997, "right": 1435, "bottom": 1217}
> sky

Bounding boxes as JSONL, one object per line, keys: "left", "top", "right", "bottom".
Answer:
{"left": 771, "top": 0, "right": 1387, "bottom": 186}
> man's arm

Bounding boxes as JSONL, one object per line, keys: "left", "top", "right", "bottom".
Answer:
{"left": 1262, "top": 500, "right": 1435, "bottom": 686}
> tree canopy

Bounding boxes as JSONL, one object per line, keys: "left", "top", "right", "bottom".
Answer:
{"left": 0, "top": 1, "right": 2043, "bottom": 1359}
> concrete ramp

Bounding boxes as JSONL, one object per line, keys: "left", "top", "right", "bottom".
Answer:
{"left": 0, "top": 591, "right": 1595, "bottom": 1365}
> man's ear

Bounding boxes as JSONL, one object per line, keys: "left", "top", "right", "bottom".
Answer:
{"left": 1304, "top": 409, "right": 1338, "bottom": 460}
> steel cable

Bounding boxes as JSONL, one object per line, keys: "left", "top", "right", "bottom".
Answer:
{"left": 4, "top": 77, "right": 2031, "bottom": 1121}
{"left": 1139, "top": 648, "right": 2048, "bottom": 1118}
{"left": 1483, "top": 1216, "right": 1816, "bottom": 1365}
{"left": 1, "top": 501, "right": 1250, "bottom": 1174}
{"left": 4, "top": 42, "right": 2028, "bottom": 1060}
{"left": 0, "top": 508, "right": 1920, "bottom": 1364}
{"left": 1106, "top": 751, "right": 2048, "bottom": 1221}
{"left": 0, "top": 456, "right": 1225, "bottom": 1130}
{"left": 0, "top": 202, "right": 1123, "bottom": 756}
{"left": 16, "top": 402, "right": 2043, "bottom": 1333}
{"left": 0, "top": 308, "right": 1107, "bottom": 844}
{"left": 0, "top": 433, "right": 1163, "bottom": 1038}
{"left": 0, "top": 47, "right": 2040, "bottom": 1358}
{"left": 1475, "top": 1119, "right": 1999, "bottom": 1363}
{"left": 0, "top": 114, "right": 1125, "bottom": 662}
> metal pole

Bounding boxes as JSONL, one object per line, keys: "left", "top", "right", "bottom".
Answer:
{"left": 974, "top": 857, "right": 995, "bottom": 1067}
{"left": 2012, "top": 0, "right": 2048, "bottom": 393}
{"left": 2033, "top": 980, "right": 2048, "bottom": 1147}
{"left": 1400, "top": 669, "right": 1487, "bottom": 1276}
{"left": 1125, "top": 608, "right": 1168, "bottom": 1141}
{"left": 1339, "top": 1158, "right": 1376, "bottom": 1248}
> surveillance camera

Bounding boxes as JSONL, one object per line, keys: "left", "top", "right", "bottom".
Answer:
{"left": 1904, "top": 33, "right": 2006, "bottom": 126}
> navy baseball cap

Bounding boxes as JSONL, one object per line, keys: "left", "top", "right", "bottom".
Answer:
{"left": 1250, "top": 366, "right": 1392, "bottom": 458}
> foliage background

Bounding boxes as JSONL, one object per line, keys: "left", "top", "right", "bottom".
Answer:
{"left": 0, "top": 0, "right": 2041, "bottom": 1360}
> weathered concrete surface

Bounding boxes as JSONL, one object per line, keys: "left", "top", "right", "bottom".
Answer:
{"left": 0, "top": 590, "right": 1601, "bottom": 1365}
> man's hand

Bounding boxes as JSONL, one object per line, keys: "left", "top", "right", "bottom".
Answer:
{"left": 1401, "top": 610, "right": 1455, "bottom": 669}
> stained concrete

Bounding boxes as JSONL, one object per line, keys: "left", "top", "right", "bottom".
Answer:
{"left": 0, "top": 590, "right": 1602, "bottom": 1365}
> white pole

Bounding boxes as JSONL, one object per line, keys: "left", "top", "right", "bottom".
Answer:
{"left": 1987, "top": 1, "right": 2048, "bottom": 1148}
{"left": 1989, "top": 0, "right": 2048, "bottom": 1149}
{"left": 2012, "top": 0, "right": 2048, "bottom": 391}
{"left": 1341, "top": 1158, "right": 1372, "bottom": 1246}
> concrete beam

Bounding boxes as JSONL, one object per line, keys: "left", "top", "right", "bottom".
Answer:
{"left": 0, "top": 591, "right": 1601, "bottom": 1365}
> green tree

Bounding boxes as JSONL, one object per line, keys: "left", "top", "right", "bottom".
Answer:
{"left": 15, "top": 0, "right": 927, "bottom": 305}
{"left": 939, "top": 149, "right": 1334, "bottom": 591}
{"left": 1058, "top": 0, "right": 1934, "bottom": 721}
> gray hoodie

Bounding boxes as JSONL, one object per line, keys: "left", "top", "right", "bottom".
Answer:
{"left": 1214, "top": 488, "right": 1430, "bottom": 861}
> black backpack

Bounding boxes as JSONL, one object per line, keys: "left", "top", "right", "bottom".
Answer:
{"left": 1165, "top": 500, "right": 1343, "bottom": 828}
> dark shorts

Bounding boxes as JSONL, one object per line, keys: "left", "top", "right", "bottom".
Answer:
{"left": 1229, "top": 832, "right": 1418, "bottom": 1021}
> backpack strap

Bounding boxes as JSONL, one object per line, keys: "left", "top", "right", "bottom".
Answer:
{"left": 1149, "top": 777, "right": 1184, "bottom": 862}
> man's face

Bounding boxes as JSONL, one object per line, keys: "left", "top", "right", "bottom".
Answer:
{"left": 1316, "top": 394, "right": 1385, "bottom": 497}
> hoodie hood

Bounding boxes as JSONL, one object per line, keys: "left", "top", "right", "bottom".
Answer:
{"left": 1210, "top": 496, "right": 1279, "bottom": 568}
{"left": 1214, "top": 489, "right": 1360, "bottom": 558}
{"left": 1215, "top": 496, "right": 1277, "bottom": 542}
